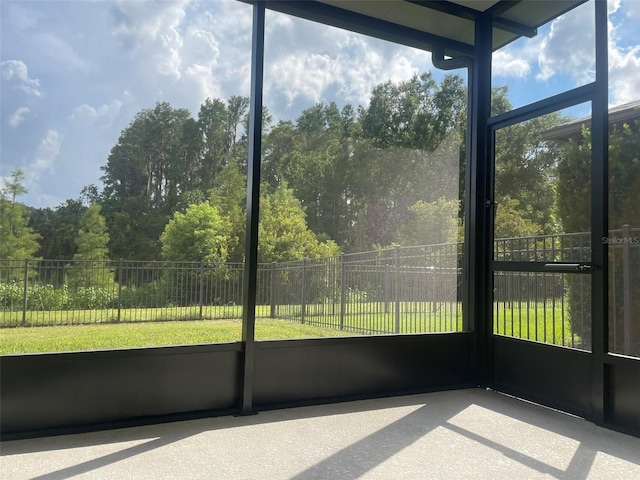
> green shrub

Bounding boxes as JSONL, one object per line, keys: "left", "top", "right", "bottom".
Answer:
{"left": 0, "top": 282, "right": 22, "bottom": 309}
{"left": 28, "top": 284, "right": 71, "bottom": 310}
{"left": 119, "top": 281, "right": 172, "bottom": 308}
{"left": 71, "top": 286, "right": 116, "bottom": 310}
{"left": 0, "top": 283, "right": 72, "bottom": 311}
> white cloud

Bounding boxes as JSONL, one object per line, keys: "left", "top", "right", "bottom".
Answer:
{"left": 105, "top": 0, "right": 253, "bottom": 110}
{"left": 182, "top": 27, "right": 220, "bottom": 68}
{"left": 69, "top": 100, "right": 122, "bottom": 126}
{"left": 179, "top": 24, "right": 222, "bottom": 99}
{"left": 609, "top": 0, "right": 622, "bottom": 15}
{"left": 263, "top": 13, "right": 428, "bottom": 109}
{"left": 536, "top": 2, "right": 596, "bottom": 83}
{"left": 110, "top": 0, "right": 188, "bottom": 44}
{"left": 0, "top": 60, "right": 41, "bottom": 96}
{"left": 184, "top": 64, "right": 224, "bottom": 101}
{"left": 8, "top": 107, "right": 30, "bottom": 127}
{"left": 268, "top": 53, "right": 336, "bottom": 105}
{"left": 338, "top": 48, "right": 423, "bottom": 106}
{"left": 608, "top": 40, "right": 640, "bottom": 106}
{"left": 29, "top": 130, "right": 60, "bottom": 181}
{"left": 492, "top": 51, "right": 531, "bottom": 78}
{"left": 110, "top": 0, "right": 189, "bottom": 79}
{"left": 492, "top": 0, "right": 640, "bottom": 106}
{"left": 605, "top": 0, "right": 640, "bottom": 105}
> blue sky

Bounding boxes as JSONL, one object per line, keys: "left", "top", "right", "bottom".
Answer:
{"left": 1, "top": 0, "right": 639, "bottom": 209}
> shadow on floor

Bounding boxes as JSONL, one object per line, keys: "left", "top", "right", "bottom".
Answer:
{"left": 2, "top": 388, "right": 639, "bottom": 480}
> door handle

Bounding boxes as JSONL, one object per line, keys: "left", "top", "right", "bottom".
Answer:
{"left": 543, "top": 263, "right": 591, "bottom": 272}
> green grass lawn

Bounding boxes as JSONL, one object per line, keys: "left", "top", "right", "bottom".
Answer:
{"left": 280, "top": 309, "right": 464, "bottom": 334}
{"left": 493, "top": 301, "right": 580, "bottom": 347}
{"left": 0, "top": 318, "right": 355, "bottom": 354}
{"left": 0, "top": 305, "right": 269, "bottom": 327}
{"left": 0, "top": 300, "right": 579, "bottom": 354}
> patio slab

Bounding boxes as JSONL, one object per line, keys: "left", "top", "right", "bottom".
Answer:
{"left": 2, "top": 388, "right": 639, "bottom": 479}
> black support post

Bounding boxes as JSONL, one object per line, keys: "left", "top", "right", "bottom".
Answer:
{"left": 241, "top": 1, "right": 265, "bottom": 415}
{"left": 468, "top": 11, "right": 493, "bottom": 386}
{"left": 591, "top": 0, "right": 609, "bottom": 426}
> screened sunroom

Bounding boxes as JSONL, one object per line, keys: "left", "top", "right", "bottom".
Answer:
{"left": 1, "top": 0, "right": 638, "bottom": 458}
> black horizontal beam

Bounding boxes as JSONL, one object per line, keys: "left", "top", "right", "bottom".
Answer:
{"left": 488, "top": 82, "right": 596, "bottom": 130}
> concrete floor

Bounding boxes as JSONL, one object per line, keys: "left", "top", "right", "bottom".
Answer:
{"left": 1, "top": 389, "right": 639, "bottom": 480}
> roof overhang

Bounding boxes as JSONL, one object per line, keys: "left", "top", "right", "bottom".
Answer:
{"left": 239, "top": 0, "right": 588, "bottom": 58}
{"left": 542, "top": 100, "right": 640, "bottom": 142}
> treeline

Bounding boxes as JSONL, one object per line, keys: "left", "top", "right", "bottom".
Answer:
{"left": 12, "top": 72, "right": 473, "bottom": 264}
{"left": 3, "top": 72, "right": 639, "bottom": 268}
{"left": 96, "top": 72, "right": 474, "bottom": 260}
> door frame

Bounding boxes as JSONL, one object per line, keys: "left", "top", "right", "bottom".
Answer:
{"left": 476, "top": 1, "right": 640, "bottom": 435}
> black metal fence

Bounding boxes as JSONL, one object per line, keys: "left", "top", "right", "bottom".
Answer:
{"left": 1, "top": 228, "right": 637, "bottom": 354}
{"left": 494, "top": 231, "right": 592, "bottom": 262}
{"left": 493, "top": 231, "right": 592, "bottom": 350}
{"left": 608, "top": 225, "right": 640, "bottom": 356}
{"left": 271, "top": 243, "right": 462, "bottom": 335}
{"left": 0, "top": 260, "right": 247, "bottom": 326}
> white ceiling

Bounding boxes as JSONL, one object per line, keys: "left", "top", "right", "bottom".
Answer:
{"left": 314, "top": 0, "right": 586, "bottom": 54}
{"left": 449, "top": 0, "right": 500, "bottom": 12}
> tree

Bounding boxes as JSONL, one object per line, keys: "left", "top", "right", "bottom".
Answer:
{"left": 29, "top": 199, "right": 87, "bottom": 260}
{"left": 396, "top": 198, "right": 460, "bottom": 247}
{"left": 197, "top": 96, "right": 250, "bottom": 190}
{"left": 102, "top": 102, "right": 193, "bottom": 212}
{"left": 558, "top": 119, "right": 640, "bottom": 233}
{"left": 360, "top": 72, "right": 465, "bottom": 150}
{"left": 494, "top": 198, "right": 543, "bottom": 239}
{"left": 160, "top": 202, "right": 230, "bottom": 263}
{"left": 0, "top": 169, "right": 41, "bottom": 279}
{"left": 609, "top": 120, "right": 640, "bottom": 228}
{"left": 73, "top": 204, "right": 110, "bottom": 261}
{"left": 226, "top": 95, "right": 250, "bottom": 157}
{"left": 258, "top": 184, "right": 340, "bottom": 263}
{"left": 198, "top": 98, "right": 229, "bottom": 191}
{"left": 99, "top": 97, "right": 252, "bottom": 261}
{"left": 208, "top": 159, "right": 246, "bottom": 262}
{"left": 160, "top": 202, "right": 231, "bottom": 305}
{"left": 2, "top": 168, "right": 27, "bottom": 202}
{"left": 556, "top": 118, "right": 640, "bottom": 353}
{"left": 67, "top": 204, "right": 116, "bottom": 290}
{"left": 494, "top": 109, "right": 566, "bottom": 235}
{"left": 100, "top": 102, "right": 194, "bottom": 260}
{"left": 556, "top": 128, "right": 592, "bottom": 233}
{"left": 175, "top": 189, "right": 205, "bottom": 213}
{"left": 262, "top": 120, "right": 300, "bottom": 187}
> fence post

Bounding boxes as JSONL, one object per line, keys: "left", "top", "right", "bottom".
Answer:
{"left": 270, "top": 262, "right": 276, "bottom": 318}
{"left": 623, "top": 224, "right": 632, "bottom": 354}
{"left": 384, "top": 263, "right": 390, "bottom": 314}
{"left": 22, "top": 259, "right": 29, "bottom": 326}
{"left": 117, "top": 259, "right": 123, "bottom": 322}
{"left": 301, "top": 259, "right": 306, "bottom": 324}
{"left": 339, "top": 254, "right": 346, "bottom": 330}
{"left": 331, "top": 258, "right": 336, "bottom": 316}
{"left": 432, "top": 266, "right": 437, "bottom": 314}
{"left": 199, "top": 261, "right": 205, "bottom": 320}
{"left": 395, "top": 246, "right": 400, "bottom": 334}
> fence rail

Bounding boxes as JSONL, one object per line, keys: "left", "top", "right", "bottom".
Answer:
{"left": 1, "top": 228, "right": 637, "bottom": 355}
